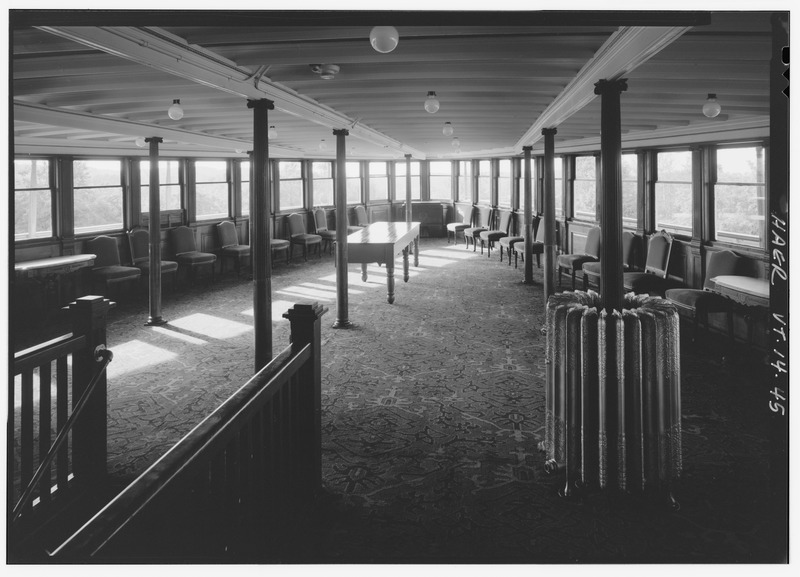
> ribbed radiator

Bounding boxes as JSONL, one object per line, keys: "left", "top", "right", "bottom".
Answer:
{"left": 542, "top": 291, "right": 681, "bottom": 499}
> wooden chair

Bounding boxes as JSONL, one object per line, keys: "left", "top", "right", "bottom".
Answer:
{"left": 216, "top": 220, "right": 250, "bottom": 276}
{"left": 287, "top": 213, "right": 322, "bottom": 261}
{"left": 507, "top": 219, "right": 544, "bottom": 269}
{"left": 313, "top": 209, "right": 337, "bottom": 255}
{"left": 85, "top": 235, "right": 141, "bottom": 298}
{"left": 623, "top": 229, "right": 682, "bottom": 296}
{"left": 665, "top": 249, "right": 744, "bottom": 343}
{"left": 271, "top": 238, "right": 291, "bottom": 266}
{"left": 127, "top": 228, "right": 178, "bottom": 291}
{"left": 169, "top": 226, "right": 217, "bottom": 285}
{"left": 478, "top": 209, "right": 514, "bottom": 257}
{"left": 446, "top": 204, "right": 474, "bottom": 245}
{"left": 463, "top": 206, "right": 493, "bottom": 252}
{"left": 581, "top": 231, "right": 638, "bottom": 291}
{"left": 557, "top": 226, "right": 601, "bottom": 290}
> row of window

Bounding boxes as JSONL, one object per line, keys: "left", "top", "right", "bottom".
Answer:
{"left": 14, "top": 145, "right": 766, "bottom": 248}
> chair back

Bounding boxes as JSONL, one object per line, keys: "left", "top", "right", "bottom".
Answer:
{"left": 643, "top": 230, "right": 673, "bottom": 278}
{"left": 85, "top": 235, "right": 121, "bottom": 267}
{"left": 355, "top": 205, "right": 369, "bottom": 226}
{"left": 454, "top": 203, "right": 474, "bottom": 225}
{"left": 704, "top": 250, "right": 744, "bottom": 290}
{"left": 621, "top": 231, "right": 637, "bottom": 268}
{"left": 127, "top": 228, "right": 150, "bottom": 265}
{"left": 496, "top": 210, "right": 513, "bottom": 233}
{"left": 216, "top": 221, "right": 240, "bottom": 248}
{"left": 313, "top": 209, "right": 329, "bottom": 233}
{"left": 475, "top": 206, "right": 493, "bottom": 228}
{"left": 170, "top": 226, "right": 198, "bottom": 255}
{"left": 584, "top": 226, "right": 601, "bottom": 258}
{"left": 287, "top": 213, "right": 306, "bottom": 237}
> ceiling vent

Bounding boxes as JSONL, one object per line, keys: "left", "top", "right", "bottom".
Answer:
{"left": 310, "top": 63, "right": 340, "bottom": 80}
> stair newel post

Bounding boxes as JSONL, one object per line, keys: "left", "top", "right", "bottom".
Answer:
{"left": 283, "top": 303, "right": 328, "bottom": 495}
{"left": 69, "top": 295, "right": 112, "bottom": 487}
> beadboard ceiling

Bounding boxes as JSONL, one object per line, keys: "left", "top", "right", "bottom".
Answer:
{"left": 11, "top": 10, "right": 776, "bottom": 161}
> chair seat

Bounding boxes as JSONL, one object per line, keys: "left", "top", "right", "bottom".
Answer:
{"left": 318, "top": 230, "right": 337, "bottom": 241}
{"left": 271, "top": 239, "right": 290, "bottom": 250}
{"left": 464, "top": 226, "right": 487, "bottom": 237}
{"left": 447, "top": 222, "right": 470, "bottom": 232}
{"left": 175, "top": 251, "right": 217, "bottom": 265}
{"left": 92, "top": 265, "right": 141, "bottom": 281}
{"left": 221, "top": 245, "right": 250, "bottom": 257}
{"left": 135, "top": 260, "right": 179, "bottom": 274}
{"left": 347, "top": 226, "right": 363, "bottom": 234}
{"left": 479, "top": 230, "right": 508, "bottom": 242}
{"left": 582, "top": 261, "right": 634, "bottom": 276}
{"left": 624, "top": 272, "right": 683, "bottom": 295}
{"left": 664, "top": 288, "right": 734, "bottom": 312}
{"left": 499, "top": 235, "right": 523, "bottom": 248}
{"left": 558, "top": 253, "right": 598, "bottom": 269}
{"left": 291, "top": 234, "right": 322, "bottom": 244}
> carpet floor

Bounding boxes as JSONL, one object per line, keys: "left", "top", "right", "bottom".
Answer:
{"left": 12, "top": 237, "right": 785, "bottom": 563}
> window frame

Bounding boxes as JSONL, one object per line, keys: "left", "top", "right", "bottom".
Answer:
{"left": 653, "top": 149, "right": 693, "bottom": 237}
{"left": 193, "top": 159, "right": 230, "bottom": 221}
{"left": 712, "top": 144, "right": 766, "bottom": 249}
{"left": 276, "top": 159, "right": 305, "bottom": 211}
{"left": 72, "top": 157, "right": 126, "bottom": 236}
{"left": 13, "top": 156, "right": 55, "bottom": 242}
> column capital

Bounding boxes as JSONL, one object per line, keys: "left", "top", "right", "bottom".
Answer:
{"left": 541, "top": 128, "right": 557, "bottom": 137}
{"left": 144, "top": 137, "right": 163, "bottom": 144}
{"left": 247, "top": 98, "right": 275, "bottom": 110}
{"left": 522, "top": 145, "right": 533, "bottom": 153}
{"left": 333, "top": 128, "right": 349, "bottom": 136}
{"left": 593, "top": 78, "right": 628, "bottom": 96}
{"left": 404, "top": 153, "right": 412, "bottom": 160}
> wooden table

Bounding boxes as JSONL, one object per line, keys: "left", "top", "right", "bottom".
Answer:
{"left": 347, "top": 222, "right": 420, "bottom": 304}
{"left": 712, "top": 275, "right": 769, "bottom": 308}
{"left": 14, "top": 254, "right": 97, "bottom": 321}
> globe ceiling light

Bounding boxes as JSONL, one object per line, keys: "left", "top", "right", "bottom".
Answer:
{"left": 369, "top": 26, "right": 399, "bottom": 53}
{"left": 451, "top": 137, "right": 460, "bottom": 148}
{"left": 319, "top": 139, "right": 328, "bottom": 151}
{"left": 702, "top": 93, "right": 722, "bottom": 118}
{"left": 442, "top": 122, "right": 454, "bottom": 136}
{"left": 134, "top": 137, "right": 146, "bottom": 148}
{"left": 167, "top": 99, "right": 184, "bottom": 120}
{"left": 268, "top": 125, "right": 278, "bottom": 139}
{"left": 424, "top": 91, "right": 440, "bottom": 114}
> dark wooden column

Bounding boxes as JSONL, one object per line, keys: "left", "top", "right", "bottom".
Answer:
{"left": 542, "top": 128, "right": 558, "bottom": 303}
{"left": 522, "top": 146, "right": 534, "bottom": 285}
{"left": 405, "top": 154, "right": 412, "bottom": 224}
{"left": 594, "top": 78, "right": 627, "bottom": 312}
{"left": 145, "top": 137, "right": 165, "bottom": 326}
{"left": 333, "top": 128, "right": 352, "bottom": 328}
{"left": 247, "top": 98, "right": 274, "bottom": 371}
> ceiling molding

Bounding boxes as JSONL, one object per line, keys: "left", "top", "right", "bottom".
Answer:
{"left": 35, "top": 26, "right": 427, "bottom": 159}
{"left": 515, "top": 25, "right": 692, "bottom": 149}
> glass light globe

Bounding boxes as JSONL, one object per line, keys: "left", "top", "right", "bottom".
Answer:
{"left": 424, "top": 92, "right": 440, "bottom": 114}
{"left": 135, "top": 137, "right": 146, "bottom": 148}
{"left": 168, "top": 99, "right": 184, "bottom": 120}
{"left": 369, "top": 26, "right": 399, "bottom": 53}
{"left": 451, "top": 137, "right": 460, "bottom": 148}
{"left": 268, "top": 126, "right": 278, "bottom": 139}
{"left": 702, "top": 94, "right": 721, "bottom": 118}
{"left": 443, "top": 122, "right": 454, "bottom": 136}
{"left": 319, "top": 139, "right": 328, "bottom": 151}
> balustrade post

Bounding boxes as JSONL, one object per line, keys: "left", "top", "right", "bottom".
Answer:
{"left": 283, "top": 303, "right": 328, "bottom": 493}
{"left": 69, "top": 295, "right": 113, "bottom": 486}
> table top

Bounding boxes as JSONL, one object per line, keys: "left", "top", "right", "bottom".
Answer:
{"left": 347, "top": 221, "right": 420, "bottom": 245}
{"left": 15, "top": 253, "right": 96, "bottom": 273}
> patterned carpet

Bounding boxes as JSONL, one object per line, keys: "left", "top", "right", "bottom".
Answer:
{"left": 14, "top": 237, "right": 785, "bottom": 563}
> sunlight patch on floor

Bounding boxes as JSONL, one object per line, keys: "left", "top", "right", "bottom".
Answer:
{"left": 149, "top": 325, "right": 208, "bottom": 345}
{"left": 422, "top": 247, "right": 480, "bottom": 260}
{"left": 169, "top": 313, "right": 252, "bottom": 339}
{"left": 106, "top": 340, "right": 178, "bottom": 378}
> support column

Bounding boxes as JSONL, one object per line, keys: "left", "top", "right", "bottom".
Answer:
{"left": 594, "top": 78, "right": 627, "bottom": 313}
{"left": 333, "top": 128, "right": 352, "bottom": 328}
{"left": 247, "top": 98, "right": 274, "bottom": 371}
{"left": 405, "top": 154, "right": 412, "bottom": 225}
{"left": 523, "top": 146, "right": 534, "bottom": 285}
{"left": 542, "top": 128, "right": 558, "bottom": 305}
{"left": 145, "top": 137, "right": 165, "bottom": 326}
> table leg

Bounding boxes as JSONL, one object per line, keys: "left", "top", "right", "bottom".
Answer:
{"left": 386, "top": 262, "right": 395, "bottom": 304}
{"left": 403, "top": 247, "right": 410, "bottom": 283}
{"left": 414, "top": 238, "right": 419, "bottom": 267}
{"left": 361, "top": 263, "right": 368, "bottom": 282}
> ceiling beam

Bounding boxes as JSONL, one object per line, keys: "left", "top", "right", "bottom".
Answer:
{"left": 35, "top": 25, "right": 428, "bottom": 159}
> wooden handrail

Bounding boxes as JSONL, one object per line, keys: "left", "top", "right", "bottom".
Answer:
{"left": 14, "top": 333, "right": 87, "bottom": 374}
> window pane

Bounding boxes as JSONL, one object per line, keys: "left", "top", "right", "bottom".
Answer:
{"left": 279, "top": 161, "right": 304, "bottom": 210}
{"left": 477, "top": 160, "right": 491, "bottom": 204}
{"left": 14, "top": 189, "right": 52, "bottom": 239}
{"left": 313, "top": 161, "right": 332, "bottom": 179}
{"left": 141, "top": 160, "right": 182, "bottom": 213}
{"left": 429, "top": 161, "right": 451, "bottom": 176}
{"left": 74, "top": 160, "right": 123, "bottom": 233}
{"left": 554, "top": 158, "right": 563, "bottom": 217}
{"left": 369, "top": 177, "right": 389, "bottom": 201}
{"left": 311, "top": 162, "right": 334, "bottom": 206}
{"left": 573, "top": 156, "right": 596, "bottom": 220}
{"left": 458, "top": 160, "right": 472, "bottom": 202}
{"left": 346, "top": 162, "right": 362, "bottom": 203}
{"left": 715, "top": 146, "right": 765, "bottom": 247}
{"left": 655, "top": 151, "right": 692, "bottom": 235}
{"left": 497, "top": 159, "right": 511, "bottom": 207}
{"left": 14, "top": 159, "right": 52, "bottom": 240}
{"left": 621, "top": 154, "right": 637, "bottom": 225}
{"left": 240, "top": 161, "right": 250, "bottom": 216}
{"left": 195, "top": 161, "right": 228, "bottom": 219}
{"left": 395, "top": 161, "right": 421, "bottom": 201}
